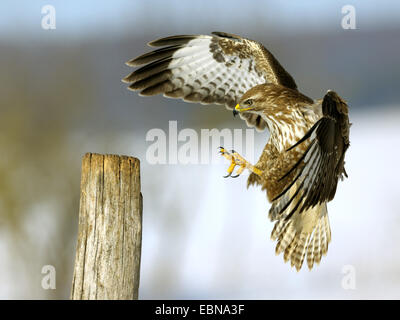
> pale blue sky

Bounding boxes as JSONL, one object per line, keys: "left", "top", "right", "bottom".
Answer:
{"left": 1, "top": 0, "right": 399, "bottom": 40}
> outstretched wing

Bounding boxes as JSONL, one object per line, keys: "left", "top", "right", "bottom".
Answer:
{"left": 270, "top": 91, "right": 350, "bottom": 220}
{"left": 122, "top": 32, "right": 297, "bottom": 131}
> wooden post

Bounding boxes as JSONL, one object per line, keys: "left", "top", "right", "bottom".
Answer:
{"left": 71, "top": 153, "right": 142, "bottom": 300}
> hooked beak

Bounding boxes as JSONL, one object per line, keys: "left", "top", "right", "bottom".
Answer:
{"left": 235, "top": 104, "right": 253, "bottom": 112}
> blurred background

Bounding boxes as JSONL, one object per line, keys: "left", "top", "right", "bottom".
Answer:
{"left": 0, "top": 0, "right": 399, "bottom": 299}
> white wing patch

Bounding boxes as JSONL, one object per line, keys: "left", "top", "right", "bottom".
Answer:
{"left": 164, "top": 37, "right": 265, "bottom": 106}
{"left": 123, "top": 32, "right": 298, "bottom": 130}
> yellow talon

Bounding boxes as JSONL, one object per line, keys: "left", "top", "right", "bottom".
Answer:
{"left": 219, "top": 146, "right": 262, "bottom": 178}
{"left": 228, "top": 161, "right": 236, "bottom": 172}
{"left": 224, "top": 158, "right": 236, "bottom": 178}
{"left": 231, "top": 164, "right": 246, "bottom": 178}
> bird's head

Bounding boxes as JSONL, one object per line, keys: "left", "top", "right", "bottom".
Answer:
{"left": 235, "top": 83, "right": 314, "bottom": 118}
{"left": 235, "top": 85, "right": 267, "bottom": 114}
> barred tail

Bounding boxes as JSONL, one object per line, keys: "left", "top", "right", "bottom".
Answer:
{"left": 270, "top": 202, "right": 331, "bottom": 271}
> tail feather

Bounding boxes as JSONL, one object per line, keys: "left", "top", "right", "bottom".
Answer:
{"left": 284, "top": 237, "right": 297, "bottom": 263}
{"left": 320, "top": 214, "right": 330, "bottom": 256}
{"left": 271, "top": 216, "right": 289, "bottom": 241}
{"left": 306, "top": 231, "right": 316, "bottom": 269}
{"left": 270, "top": 202, "right": 331, "bottom": 271}
{"left": 292, "top": 233, "right": 310, "bottom": 271}
{"left": 313, "top": 223, "right": 323, "bottom": 265}
{"left": 275, "top": 222, "right": 295, "bottom": 255}
{"left": 307, "top": 222, "right": 319, "bottom": 268}
{"left": 323, "top": 214, "right": 331, "bottom": 250}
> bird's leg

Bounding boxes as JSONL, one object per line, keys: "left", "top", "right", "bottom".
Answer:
{"left": 219, "top": 147, "right": 262, "bottom": 178}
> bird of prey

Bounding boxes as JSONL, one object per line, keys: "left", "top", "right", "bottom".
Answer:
{"left": 123, "top": 32, "right": 350, "bottom": 271}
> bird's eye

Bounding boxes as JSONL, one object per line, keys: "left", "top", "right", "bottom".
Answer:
{"left": 244, "top": 99, "right": 253, "bottom": 106}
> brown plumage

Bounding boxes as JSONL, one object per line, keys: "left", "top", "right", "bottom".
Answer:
{"left": 123, "top": 32, "right": 350, "bottom": 271}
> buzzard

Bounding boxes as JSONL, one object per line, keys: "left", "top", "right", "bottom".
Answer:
{"left": 123, "top": 32, "right": 350, "bottom": 271}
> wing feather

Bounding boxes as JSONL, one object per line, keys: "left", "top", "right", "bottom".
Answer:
{"left": 272, "top": 91, "right": 350, "bottom": 216}
{"left": 123, "top": 32, "right": 297, "bottom": 131}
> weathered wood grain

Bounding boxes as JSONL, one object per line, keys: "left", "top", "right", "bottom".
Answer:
{"left": 71, "top": 153, "right": 142, "bottom": 300}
